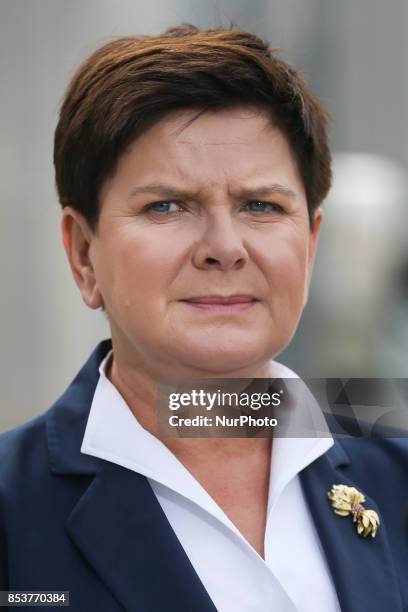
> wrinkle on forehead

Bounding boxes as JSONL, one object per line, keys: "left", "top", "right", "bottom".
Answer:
{"left": 178, "top": 140, "right": 253, "bottom": 146}
{"left": 169, "top": 106, "right": 275, "bottom": 144}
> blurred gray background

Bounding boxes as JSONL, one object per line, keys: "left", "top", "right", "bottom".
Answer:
{"left": 1, "top": 0, "right": 408, "bottom": 431}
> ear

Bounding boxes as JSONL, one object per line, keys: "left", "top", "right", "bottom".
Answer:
{"left": 61, "top": 207, "right": 103, "bottom": 309}
{"left": 303, "top": 207, "right": 323, "bottom": 307}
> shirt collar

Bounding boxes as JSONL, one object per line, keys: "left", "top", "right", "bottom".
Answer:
{"left": 81, "top": 349, "right": 333, "bottom": 524}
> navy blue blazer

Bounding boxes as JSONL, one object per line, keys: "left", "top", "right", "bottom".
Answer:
{"left": 0, "top": 339, "right": 407, "bottom": 611}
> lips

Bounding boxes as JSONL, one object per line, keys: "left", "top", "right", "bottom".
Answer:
{"left": 180, "top": 295, "right": 259, "bottom": 313}
{"left": 183, "top": 295, "right": 258, "bottom": 304}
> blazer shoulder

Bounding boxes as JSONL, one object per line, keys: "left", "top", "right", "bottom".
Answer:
{"left": 335, "top": 436, "right": 408, "bottom": 487}
{"left": 0, "top": 339, "right": 112, "bottom": 489}
{"left": 0, "top": 409, "right": 51, "bottom": 490}
{"left": 338, "top": 436, "right": 408, "bottom": 461}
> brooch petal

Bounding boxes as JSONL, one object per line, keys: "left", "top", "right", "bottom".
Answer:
{"left": 327, "top": 484, "right": 380, "bottom": 538}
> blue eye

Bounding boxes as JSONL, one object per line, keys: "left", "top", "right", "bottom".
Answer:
{"left": 146, "top": 201, "right": 181, "bottom": 214}
{"left": 245, "top": 201, "right": 284, "bottom": 214}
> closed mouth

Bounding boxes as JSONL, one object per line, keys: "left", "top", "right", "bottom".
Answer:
{"left": 182, "top": 295, "right": 258, "bottom": 305}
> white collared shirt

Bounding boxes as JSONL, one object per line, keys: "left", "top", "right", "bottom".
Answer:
{"left": 81, "top": 351, "right": 341, "bottom": 612}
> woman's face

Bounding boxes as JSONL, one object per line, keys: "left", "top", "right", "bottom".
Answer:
{"left": 64, "top": 106, "right": 322, "bottom": 377}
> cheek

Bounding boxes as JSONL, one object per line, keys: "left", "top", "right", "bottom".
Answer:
{"left": 261, "top": 232, "right": 309, "bottom": 309}
{"left": 95, "top": 228, "right": 184, "bottom": 315}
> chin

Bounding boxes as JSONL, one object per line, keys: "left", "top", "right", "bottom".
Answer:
{"left": 175, "top": 336, "right": 275, "bottom": 376}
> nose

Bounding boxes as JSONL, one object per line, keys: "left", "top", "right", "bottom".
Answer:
{"left": 191, "top": 210, "right": 248, "bottom": 271}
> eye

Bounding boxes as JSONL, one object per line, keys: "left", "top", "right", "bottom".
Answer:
{"left": 145, "top": 200, "right": 182, "bottom": 214}
{"left": 244, "top": 201, "right": 285, "bottom": 214}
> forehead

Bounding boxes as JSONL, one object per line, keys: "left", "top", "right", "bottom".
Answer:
{"left": 113, "top": 106, "right": 305, "bottom": 197}
{"left": 166, "top": 106, "right": 273, "bottom": 142}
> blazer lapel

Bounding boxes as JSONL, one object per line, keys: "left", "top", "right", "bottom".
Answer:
{"left": 65, "top": 461, "right": 218, "bottom": 612}
{"left": 47, "top": 339, "right": 218, "bottom": 612}
{"left": 300, "top": 440, "right": 404, "bottom": 612}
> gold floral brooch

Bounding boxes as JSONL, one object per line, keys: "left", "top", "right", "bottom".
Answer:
{"left": 327, "top": 484, "right": 380, "bottom": 538}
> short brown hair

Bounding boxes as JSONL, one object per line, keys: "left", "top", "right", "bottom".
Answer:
{"left": 54, "top": 24, "right": 331, "bottom": 232}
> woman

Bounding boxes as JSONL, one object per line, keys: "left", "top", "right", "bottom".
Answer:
{"left": 0, "top": 24, "right": 406, "bottom": 612}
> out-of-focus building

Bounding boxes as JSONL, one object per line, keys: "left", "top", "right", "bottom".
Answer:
{"left": 284, "top": 153, "right": 408, "bottom": 376}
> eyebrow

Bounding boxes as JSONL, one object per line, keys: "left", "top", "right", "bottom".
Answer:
{"left": 127, "top": 182, "right": 297, "bottom": 201}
